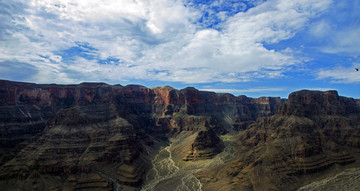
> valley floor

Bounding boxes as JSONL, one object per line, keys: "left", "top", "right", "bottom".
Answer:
{"left": 140, "top": 132, "right": 240, "bottom": 191}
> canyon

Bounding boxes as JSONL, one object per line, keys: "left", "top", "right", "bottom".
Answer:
{"left": 0, "top": 79, "right": 359, "bottom": 190}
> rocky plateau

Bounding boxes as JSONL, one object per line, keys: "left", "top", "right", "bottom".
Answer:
{"left": 0, "top": 79, "right": 359, "bottom": 191}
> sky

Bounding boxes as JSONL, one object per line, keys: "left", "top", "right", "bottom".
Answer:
{"left": 0, "top": 0, "right": 359, "bottom": 98}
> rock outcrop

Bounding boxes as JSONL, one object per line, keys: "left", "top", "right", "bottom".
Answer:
{"left": 196, "top": 90, "right": 360, "bottom": 191}
{"left": 183, "top": 127, "right": 223, "bottom": 161}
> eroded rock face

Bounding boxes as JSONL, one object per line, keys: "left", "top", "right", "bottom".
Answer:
{"left": 0, "top": 104, "right": 147, "bottom": 190}
{"left": 196, "top": 90, "right": 360, "bottom": 191}
{"left": 0, "top": 80, "right": 284, "bottom": 190}
{"left": 183, "top": 127, "right": 223, "bottom": 161}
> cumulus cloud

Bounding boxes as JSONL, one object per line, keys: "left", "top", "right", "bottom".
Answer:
{"left": 0, "top": 0, "right": 333, "bottom": 84}
{"left": 139, "top": 0, "right": 332, "bottom": 83}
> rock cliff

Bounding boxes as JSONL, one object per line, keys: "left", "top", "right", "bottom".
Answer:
{"left": 2, "top": 80, "right": 357, "bottom": 191}
{"left": 0, "top": 80, "right": 283, "bottom": 190}
{"left": 196, "top": 90, "right": 360, "bottom": 191}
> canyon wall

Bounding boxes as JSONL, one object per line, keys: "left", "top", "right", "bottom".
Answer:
{"left": 1, "top": 80, "right": 358, "bottom": 190}
{"left": 196, "top": 90, "right": 360, "bottom": 191}
{"left": 0, "top": 80, "right": 284, "bottom": 190}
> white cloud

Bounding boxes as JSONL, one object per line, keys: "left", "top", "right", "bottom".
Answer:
{"left": 1, "top": 0, "right": 333, "bottom": 84}
{"left": 309, "top": 20, "right": 332, "bottom": 38}
{"left": 306, "top": 1, "right": 360, "bottom": 57}
{"left": 139, "top": 0, "right": 332, "bottom": 83}
{"left": 320, "top": 27, "right": 360, "bottom": 55}
{"left": 317, "top": 65, "right": 360, "bottom": 83}
{"left": 307, "top": 1, "right": 360, "bottom": 83}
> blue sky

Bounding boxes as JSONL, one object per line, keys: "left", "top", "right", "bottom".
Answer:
{"left": 0, "top": 0, "right": 359, "bottom": 98}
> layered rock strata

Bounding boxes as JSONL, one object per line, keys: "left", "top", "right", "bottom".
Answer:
{"left": 183, "top": 127, "right": 224, "bottom": 161}
{"left": 196, "top": 90, "right": 360, "bottom": 191}
{"left": 0, "top": 80, "right": 283, "bottom": 190}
